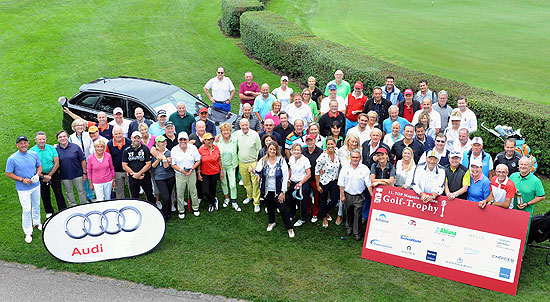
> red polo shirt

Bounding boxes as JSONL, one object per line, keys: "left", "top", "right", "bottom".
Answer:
{"left": 346, "top": 93, "right": 368, "bottom": 121}
{"left": 198, "top": 145, "right": 221, "bottom": 175}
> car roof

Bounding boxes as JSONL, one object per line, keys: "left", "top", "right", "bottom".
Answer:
{"left": 79, "top": 77, "right": 180, "bottom": 103}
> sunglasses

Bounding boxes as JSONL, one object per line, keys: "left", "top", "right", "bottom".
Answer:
{"left": 217, "top": 72, "right": 224, "bottom": 74}
{"left": 435, "top": 140, "right": 445, "bottom": 143}
{"left": 179, "top": 138, "right": 188, "bottom": 141}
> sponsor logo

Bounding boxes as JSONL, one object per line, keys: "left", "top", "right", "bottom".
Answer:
{"left": 72, "top": 244, "right": 103, "bottom": 256}
{"left": 457, "top": 257, "right": 463, "bottom": 264}
{"left": 375, "top": 214, "right": 390, "bottom": 223}
{"left": 369, "top": 239, "right": 392, "bottom": 249}
{"left": 495, "top": 239, "right": 514, "bottom": 251}
{"left": 499, "top": 267, "right": 511, "bottom": 279}
{"left": 492, "top": 255, "right": 515, "bottom": 263}
{"left": 463, "top": 247, "right": 481, "bottom": 255}
{"left": 373, "top": 188, "right": 383, "bottom": 204}
{"left": 426, "top": 250, "right": 437, "bottom": 262}
{"left": 468, "top": 233, "right": 485, "bottom": 240}
{"left": 368, "top": 227, "right": 390, "bottom": 235}
{"left": 435, "top": 226, "right": 456, "bottom": 237}
{"left": 64, "top": 207, "right": 142, "bottom": 239}
{"left": 400, "top": 235, "right": 421, "bottom": 244}
{"left": 400, "top": 245, "right": 415, "bottom": 256}
{"left": 444, "top": 257, "right": 472, "bottom": 269}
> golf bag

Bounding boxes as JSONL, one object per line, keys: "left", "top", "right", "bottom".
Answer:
{"left": 528, "top": 210, "right": 550, "bottom": 244}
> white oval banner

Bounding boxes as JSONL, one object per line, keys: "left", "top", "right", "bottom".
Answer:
{"left": 43, "top": 199, "right": 165, "bottom": 263}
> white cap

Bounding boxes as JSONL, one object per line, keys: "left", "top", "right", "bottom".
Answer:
{"left": 178, "top": 132, "right": 189, "bottom": 140}
{"left": 131, "top": 131, "right": 142, "bottom": 138}
{"left": 113, "top": 107, "right": 123, "bottom": 115}
{"left": 281, "top": 76, "right": 289, "bottom": 81}
{"left": 427, "top": 150, "right": 441, "bottom": 160}
{"left": 470, "top": 157, "right": 483, "bottom": 168}
{"left": 471, "top": 137, "right": 483, "bottom": 145}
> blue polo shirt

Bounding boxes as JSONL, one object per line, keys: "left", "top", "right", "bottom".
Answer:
{"left": 6, "top": 150, "right": 41, "bottom": 191}
{"left": 253, "top": 94, "right": 276, "bottom": 119}
{"left": 56, "top": 142, "right": 85, "bottom": 180}
{"left": 382, "top": 116, "right": 409, "bottom": 135}
{"left": 106, "top": 138, "right": 131, "bottom": 172}
{"left": 467, "top": 174, "right": 491, "bottom": 202}
{"left": 30, "top": 144, "right": 58, "bottom": 173}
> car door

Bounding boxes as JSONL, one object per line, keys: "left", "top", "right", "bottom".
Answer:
{"left": 96, "top": 95, "right": 126, "bottom": 122}
{"left": 68, "top": 93, "right": 102, "bottom": 122}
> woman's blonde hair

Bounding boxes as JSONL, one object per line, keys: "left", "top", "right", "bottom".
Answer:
{"left": 71, "top": 119, "right": 87, "bottom": 131}
{"left": 401, "top": 147, "right": 416, "bottom": 172}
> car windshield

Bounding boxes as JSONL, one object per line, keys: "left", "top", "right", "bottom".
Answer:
{"left": 150, "top": 89, "right": 202, "bottom": 117}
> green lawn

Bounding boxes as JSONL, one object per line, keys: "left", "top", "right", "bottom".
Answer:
{"left": 1, "top": 0, "right": 550, "bottom": 301}
{"left": 267, "top": 0, "right": 550, "bottom": 104}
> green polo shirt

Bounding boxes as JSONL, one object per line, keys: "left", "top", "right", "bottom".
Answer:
{"left": 168, "top": 112, "right": 196, "bottom": 135}
{"left": 308, "top": 101, "right": 319, "bottom": 119}
{"left": 30, "top": 144, "right": 58, "bottom": 173}
{"left": 233, "top": 129, "right": 261, "bottom": 163}
{"left": 509, "top": 172, "right": 545, "bottom": 214}
{"left": 324, "top": 80, "right": 351, "bottom": 99}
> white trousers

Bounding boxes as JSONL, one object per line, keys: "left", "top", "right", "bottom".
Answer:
{"left": 93, "top": 180, "right": 113, "bottom": 201}
{"left": 17, "top": 186, "right": 41, "bottom": 235}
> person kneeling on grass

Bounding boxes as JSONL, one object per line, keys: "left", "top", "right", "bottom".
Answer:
{"left": 255, "top": 141, "right": 295, "bottom": 238}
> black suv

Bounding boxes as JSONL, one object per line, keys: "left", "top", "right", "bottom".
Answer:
{"left": 61, "top": 76, "right": 237, "bottom": 133}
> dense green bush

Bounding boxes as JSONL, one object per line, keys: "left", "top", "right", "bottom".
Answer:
{"left": 221, "top": 0, "right": 264, "bottom": 36}
{"left": 240, "top": 11, "right": 550, "bottom": 174}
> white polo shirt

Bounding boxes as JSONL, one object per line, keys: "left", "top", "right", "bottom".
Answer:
{"left": 204, "top": 77, "right": 235, "bottom": 101}
{"left": 288, "top": 154, "right": 311, "bottom": 183}
{"left": 338, "top": 163, "right": 371, "bottom": 195}
{"left": 320, "top": 96, "right": 347, "bottom": 113}
{"left": 286, "top": 103, "right": 313, "bottom": 129}
{"left": 412, "top": 109, "right": 441, "bottom": 130}
{"left": 171, "top": 144, "right": 200, "bottom": 173}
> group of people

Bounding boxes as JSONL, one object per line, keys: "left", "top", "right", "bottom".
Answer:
{"left": 6, "top": 68, "right": 544, "bottom": 245}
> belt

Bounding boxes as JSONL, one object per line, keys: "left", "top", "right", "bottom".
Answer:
{"left": 345, "top": 192, "right": 363, "bottom": 197}
{"left": 215, "top": 100, "right": 229, "bottom": 103}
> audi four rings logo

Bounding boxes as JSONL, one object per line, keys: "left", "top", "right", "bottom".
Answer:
{"left": 64, "top": 206, "right": 142, "bottom": 239}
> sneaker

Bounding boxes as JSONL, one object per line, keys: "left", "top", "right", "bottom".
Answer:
{"left": 193, "top": 211, "right": 200, "bottom": 217}
{"left": 254, "top": 205, "right": 260, "bottom": 213}
{"left": 264, "top": 207, "right": 267, "bottom": 213}
{"left": 183, "top": 201, "right": 188, "bottom": 206}
{"left": 242, "top": 198, "right": 251, "bottom": 205}
{"left": 239, "top": 179, "right": 244, "bottom": 186}
{"left": 267, "top": 223, "right": 276, "bottom": 232}
{"left": 25, "top": 234, "right": 32, "bottom": 244}
{"left": 215, "top": 198, "right": 219, "bottom": 211}
{"left": 156, "top": 201, "right": 162, "bottom": 210}
{"left": 178, "top": 213, "right": 185, "bottom": 219}
{"left": 35, "top": 224, "right": 43, "bottom": 231}
{"left": 288, "top": 229, "right": 295, "bottom": 238}
{"left": 311, "top": 216, "right": 318, "bottom": 223}
{"left": 293, "top": 220, "right": 305, "bottom": 227}
{"left": 223, "top": 198, "right": 230, "bottom": 208}
{"left": 139, "top": 187, "right": 144, "bottom": 195}
{"left": 45, "top": 213, "right": 53, "bottom": 219}
{"left": 208, "top": 204, "right": 215, "bottom": 213}
{"left": 171, "top": 205, "right": 177, "bottom": 212}
{"left": 232, "top": 202, "right": 241, "bottom": 212}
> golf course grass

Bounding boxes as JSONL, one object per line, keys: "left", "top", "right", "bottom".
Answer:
{"left": 266, "top": 0, "right": 550, "bottom": 104}
{"left": 1, "top": 0, "right": 550, "bottom": 301}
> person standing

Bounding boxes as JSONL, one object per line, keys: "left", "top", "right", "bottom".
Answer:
{"left": 198, "top": 133, "right": 222, "bottom": 213}
{"left": 106, "top": 126, "right": 131, "bottom": 199}
{"left": 203, "top": 66, "right": 235, "bottom": 112}
{"left": 363, "top": 87, "right": 392, "bottom": 125}
{"left": 479, "top": 164, "right": 516, "bottom": 209}
{"left": 259, "top": 118, "right": 283, "bottom": 147}
{"left": 382, "top": 105, "right": 409, "bottom": 136}
{"left": 253, "top": 84, "right": 276, "bottom": 123}
{"left": 56, "top": 130, "right": 87, "bottom": 206}
{"left": 345, "top": 81, "right": 368, "bottom": 132}
{"left": 432, "top": 91, "right": 452, "bottom": 131}
{"left": 171, "top": 132, "right": 201, "bottom": 218}
{"left": 234, "top": 103, "right": 263, "bottom": 132}
{"left": 398, "top": 89, "right": 421, "bottom": 123}
{"left": 148, "top": 109, "right": 168, "bottom": 136}
{"left": 414, "top": 79, "right": 437, "bottom": 104}
{"left": 318, "top": 100, "right": 346, "bottom": 137}
{"left": 264, "top": 100, "right": 282, "bottom": 127}
{"left": 273, "top": 111, "right": 294, "bottom": 142}
{"left": 456, "top": 96, "right": 478, "bottom": 134}
{"left": 494, "top": 138, "right": 521, "bottom": 176}
{"left": 306, "top": 76, "right": 323, "bottom": 107}
{"left": 286, "top": 93, "right": 313, "bottom": 128}
{"left": 122, "top": 131, "right": 155, "bottom": 203}
{"left": 411, "top": 150, "right": 446, "bottom": 203}
{"left": 86, "top": 140, "right": 115, "bottom": 201}
{"left": 235, "top": 119, "right": 262, "bottom": 212}
{"left": 63, "top": 109, "right": 114, "bottom": 140}
{"left": 238, "top": 71, "right": 261, "bottom": 112}
{"left": 287, "top": 143, "right": 312, "bottom": 227}
{"left": 272, "top": 76, "right": 294, "bottom": 110}
{"left": 128, "top": 107, "right": 153, "bottom": 137}
{"left": 381, "top": 76, "right": 404, "bottom": 106}
{"left": 216, "top": 122, "right": 241, "bottom": 212}
{"left": 301, "top": 88, "right": 319, "bottom": 122}
{"left": 303, "top": 134, "right": 323, "bottom": 223}
{"left": 324, "top": 70, "right": 351, "bottom": 99}
{"left": 466, "top": 158, "right": 491, "bottom": 203}
{"left": 412, "top": 98, "right": 441, "bottom": 134}
{"left": 444, "top": 150, "right": 470, "bottom": 201}
{"left": 30, "top": 131, "right": 66, "bottom": 218}
{"left": 169, "top": 102, "right": 196, "bottom": 136}
{"left": 391, "top": 124, "right": 424, "bottom": 163}
{"left": 394, "top": 147, "right": 416, "bottom": 189}
{"left": 151, "top": 135, "right": 175, "bottom": 220}
{"left": 109, "top": 107, "right": 131, "bottom": 137}
{"left": 461, "top": 137, "right": 494, "bottom": 178}
{"left": 320, "top": 84, "right": 347, "bottom": 115}
{"left": 6, "top": 135, "right": 43, "bottom": 243}
{"left": 315, "top": 137, "right": 341, "bottom": 228}
{"left": 192, "top": 107, "right": 217, "bottom": 136}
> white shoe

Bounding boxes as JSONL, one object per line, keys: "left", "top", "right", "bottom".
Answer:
{"left": 139, "top": 187, "right": 144, "bottom": 195}
{"left": 239, "top": 180, "right": 244, "bottom": 186}
{"left": 156, "top": 201, "right": 162, "bottom": 210}
{"left": 293, "top": 220, "right": 305, "bottom": 227}
{"left": 171, "top": 205, "right": 176, "bottom": 212}
{"left": 45, "top": 213, "right": 53, "bottom": 219}
{"left": 288, "top": 229, "right": 295, "bottom": 238}
{"left": 178, "top": 213, "right": 185, "bottom": 219}
{"left": 254, "top": 205, "right": 260, "bottom": 213}
{"left": 223, "top": 198, "right": 230, "bottom": 208}
{"left": 267, "top": 223, "right": 276, "bottom": 232}
{"left": 232, "top": 202, "right": 241, "bottom": 212}
{"left": 242, "top": 198, "right": 251, "bottom": 205}
{"left": 35, "top": 224, "right": 43, "bottom": 231}
{"left": 193, "top": 211, "right": 200, "bottom": 217}
{"left": 183, "top": 201, "right": 188, "bottom": 206}
{"left": 264, "top": 207, "right": 267, "bottom": 213}
{"left": 311, "top": 216, "right": 318, "bottom": 223}
{"left": 25, "top": 234, "right": 32, "bottom": 244}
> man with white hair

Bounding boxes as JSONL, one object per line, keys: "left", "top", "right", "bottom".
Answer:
{"left": 203, "top": 66, "right": 235, "bottom": 112}
{"left": 461, "top": 137, "right": 493, "bottom": 178}
{"left": 106, "top": 125, "right": 131, "bottom": 199}
{"left": 234, "top": 118, "right": 262, "bottom": 212}
{"left": 324, "top": 69, "right": 351, "bottom": 99}
{"left": 361, "top": 128, "right": 392, "bottom": 169}
{"left": 382, "top": 105, "right": 408, "bottom": 136}
{"left": 479, "top": 164, "right": 516, "bottom": 209}
{"left": 411, "top": 150, "right": 446, "bottom": 203}
{"left": 412, "top": 98, "right": 441, "bottom": 134}
{"left": 171, "top": 131, "right": 201, "bottom": 219}
{"left": 169, "top": 102, "right": 196, "bottom": 135}
{"left": 432, "top": 90, "right": 452, "bottom": 131}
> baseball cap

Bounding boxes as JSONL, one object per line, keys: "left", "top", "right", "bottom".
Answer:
{"left": 404, "top": 89, "right": 414, "bottom": 95}
{"left": 16, "top": 135, "right": 28, "bottom": 143}
{"left": 470, "top": 157, "right": 483, "bottom": 168}
{"left": 281, "top": 76, "right": 289, "bottom": 81}
{"left": 450, "top": 115, "right": 461, "bottom": 121}
{"left": 427, "top": 150, "right": 441, "bottom": 160}
{"left": 376, "top": 147, "right": 388, "bottom": 154}
{"left": 155, "top": 135, "right": 166, "bottom": 143}
{"left": 354, "top": 81, "right": 363, "bottom": 89}
{"left": 131, "top": 131, "right": 142, "bottom": 138}
{"left": 157, "top": 109, "right": 167, "bottom": 117}
{"left": 165, "top": 121, "right": 175, "bottom": 127}
{"left": 203, "top": 133, "right": 214, "bottom": 140}
{"left": 88, "top": 126, "right": 99, "bottom": 133}
{"left": 328, "top": 83, "right": 337, "bottom": 90}
{"left": 471, "top": 137, "right": 483, "bottom": 145}
{"left": 178, "top": 132, "right": 189, "bottom": 140}
{"left": 449, "top": 150, "right": 462, "bottom": 158}
{"left": 305, "top": 134, "right": 316, "bottom": 141}
{"left": 113, "top": 107, "right": 123, "bottom": 115}
{"left": 199, "top": 107, "right": 208, "bottom": 114}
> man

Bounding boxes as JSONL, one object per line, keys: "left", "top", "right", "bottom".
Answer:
{"left": 462, "top": 137, "right": 494, "bottom": 178}
{"left": 320, "top": 84, "right": 346, "bottom": 115}
{"left": 106, "top": 126, "right": 131, "bottom": 199}
{"left": 285, "top": 119, "right": 307, "bottom": 158}
{"left": 479, "top": 164, "right": 516, "bottom": 209}
{"left": 56, "top": 130, "right": 87, "bottom": 206}
{"left": 494, "top": 138, "right": 521, "bottom": 175}
{"left": 453, "top": 128, "right": 472, "bottom": 154}
{"left": 192, "top": 107, "right": 216, "bottom": 136}
{"left": 382, "top": 105, "right": 408, "bottom": 136}
{"left": 238, "top": 71, "right": 260, "bottom": 110}
{"left": 163, "top": 121, "right": 178, "bottom": 150}
{"left": 324, "top": 69, "right": 351, "bottom": 99}
{"left": 361, "top": 128, "right": 391, "bottom": 169}
{"left": 412, "top": 98, "right": 441, "bottom": 133}
{"left": 414, "top": 79, "right": 437, "bottom": 104}
{"left": 122, "top": 131, "right": 155, "bottom": 203}
{"left": 171, "top": 131, "right": 201, "bottom": 219}
{"left": 169, "top": 102, "right": 196, "bottom": 136}
{"left": 203, "top": 66, "right": 235, "bottom": 112}
{"left": 381, "top": 76, "right": 404, "bottom": 106}
{"left": 234, "top": 119, "right": 262, "bottom": 212}
{"left": 444, "top": 150, "right": 470, "bottom": 200}
{"left": 419, "top": 133, "right": 450, "bottom": 166}
{"left": 398, "top": 88, "right": 421, "bottom": 123}
{"left": 345, "top": 81, "right": 368, "bottom": 132}
{"left": 347, "top": 113, "right": 370, "bottom": 145}
{"left": 303, "top": 134, "right": 323, "bottom": 223}
{"left": 415, "top": 123, "right": 435, "bottom": 152}
{"left": 128, "top": 107, "right": 153, "bottom": 137}
{"left": 189, "top": 121, "right": 206, "bottom": 149}
{"left": 274, "top": 112, "right": 294, "bottom": 142}
{"left": 234, "top": 103, "right": 263, "bottom": 132}
{"left": 286, "top": 93, "right": 313, "bottom": 129}
{"left": 253, "top": 83, "right": 276, "bottom": 123}
{"left": 362, "top": 86, "right": 392, "bottom": 125}
{"left": 456, "top": 96, "right": 477, "bottom": 133}
{"left": 109, "top": 107, "right": 131, "bottom": 137}
{"left": 338, "top": 150, "right": 372, "bottom": 241}
{"left": 259, "top": 118, "right": 283, "bottom": 147}
{"left": 318, "top": 100, "right": 346, "bottom": 137}
{"left": 411, "top": 150, "right": 446, "bottom": 203}
{"left": 149, "top": 109, "right": 168, "bottom": 136}
{"left": 30, "top": 131, "right": 66, "bottom": 218}
{"left": 6, "top": 135, "right": 42, "bottom": 243}
{"left": 432, "top": 90, "right": 452, "bottom": 131}
{"left": 63, "top": 109, "right": 114, "bottom": 140}
{"left": 391, "top": 124, "right": 424, "bottom": 163}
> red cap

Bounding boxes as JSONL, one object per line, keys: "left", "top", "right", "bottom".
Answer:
{"left": 199, "top": 107, "right": 208, "bottom": 113}
{"left": 305, "top": 134, "right": 316, "bottom": 141}
{"left": 404, "top": 89, "right": 414, "bottom": 95}
{"left": 376, "top": 147, "right": 388, "bottom": 154}
{"left": 354, "top": 81, "right": 363, "bottom": 89}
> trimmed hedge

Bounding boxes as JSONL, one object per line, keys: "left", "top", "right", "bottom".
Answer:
{"left": 240, "top": 11, "right": 550, "bottom": 174}
{"left": 221, "top": 0, "right": 264, "bottom": 36}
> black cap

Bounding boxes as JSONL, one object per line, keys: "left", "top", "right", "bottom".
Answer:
{"left": 165, "top": 121, "right": 175, "bottom": 127}
{"left": 16, "top": 135, "right": 28, "bottom": 143}
{"left": 157, "top": 109, "right": 167, "bottom": 116}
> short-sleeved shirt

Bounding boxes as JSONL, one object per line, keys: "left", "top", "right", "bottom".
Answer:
{"left": 239, "top": 81, "right": 260, "bottom": 105}
{"left": 467, "top": 174, "right": 491, "bottom": 202}
{"left": 122, "top": 144, "right": 151, "bottom": 174}
{"left": 30, "top": 144, "right": 58, "bottom": 173}
{"left": 106, "top": 138, "right": 131, "bottom": 172}
{"left": 198, "top": 145, "right": 221, "bottom": 175}
{"left": 489, "top": 176, "right": 516, "bottom": 207}
{"left": 509, "top": 172, "right": 545, "bottom": 213}
{"left": 494, "top": 152, "right": 521, "bottom": 176}
{"left": 168, "top": 112, "right": 196, "bottom": 136}
{"left": 87, "top": 122, "right": 113, "bottom": 140}
{"left": 371, "top": 162, "right": 396, "bottom": 180}
{"left": 285, "top": 130, "right": 307, "bottom": 150}
{"left": 272, "top": 87, "right": 294, "bottom": 109}
{"left": 338, "top": 163, "right": 371, "bottom": 195}
{"left": 324, "top": 80, "right": 351, "bottom": 99}
{"left": 6, "top": 150, "right": 41, "bottom": 191}
{"left": 148, "top": 122, "right": 166, "bottom": 137}
{"left": 286, "top": 103, "right": 313, "bottom": 128}
{"left": 253, "top": 94, "right": 276, "bottom": 119}
{"left": 109, "top": 119, "right": 132, "bottom": 137}
{"left": 153, "top": 149, "right": 175, "bottom": 180}
{"left": 320, "top": 96, "right": 347, "bottom": 113}
{"left": 56, "top": 142, "right": 86, "bottom": 180}
{"left": 288, "top": 155, "right": 311, "bottom": 182}
{"left": 310, "top": 87, "right": 323, "bottom": 105}
{"left": 171, "top": 144, "right": 201, "bottom": 173}
{"left": 204, "top": 77, "right": 235, "bottom": 101}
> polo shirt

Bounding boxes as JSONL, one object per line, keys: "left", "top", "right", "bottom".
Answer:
{"left": 191, "top": 120, "right": 217, "bottom": 136}
{"left": 198, "top": 145, "right": 221, "bottom": 175}
{"left": 153, "top": 149, "right": 175, "bottom": 180}
{"left": 509, "top": 172, "right": 545, "bottom": 214}
{"left": 416, "top": 136, "right": 435, "bottom": 152}
{"left": 171, "top": 144, "right": 201, "bottom": 173}
{"left": 288, "top": 155, "right": 311, "bottom": 182}
{"left": 239, "top": 81, "right": 260, "bottom": 105}
{"left": 391, "top": 139, "right": 424, "bottom": 164}
{"left": 56, "top": 142, "right": 86, "bottom": 180}
{"left": 128, "top": 119, "right": 153, "bottom": 138}
{"left": 345, "top": 93, "right": 368, "bottom": 122}
{"left": 324, "top": 80, "right": 351, "bottom": 99}
{"left": 467, "top": 174, "right": 491, "bottom": 202}
{"left": 253, "top": 94, "right": 276, "bottom": 119}
{"left": 215, "top": 135, "right": 238, "bottom": 169}
{"left": 302, "top": 146, "right": 323, "bottom": 174}
{"left": 399, "top": 101, "right": 421, "bottom": 123}
{"left": 87, "top": 121, "right": 113, "bottom": 140}
{"left": 286, "top": 103, "right": 313, "bottom": 128}
{"left": 320, "top": 96, "right": 346, "bottom": 113}
{"left": 109, "top": 119, "right": 131, "bottom": 137}
{"left": 382, "top": 116, "right": 409, "bottom": 135}
{"left": 285, "top": 130, "right": 307, "bottom": 150}
{"left": 106, "top": 138, "right": 131, "bottom": 172}
{"left": 411, "top": 163, "right": 446, "bottom": 196}
{"left": 6, "top": 150, "right": 41, "bottom": 191}
{"left": 204, "top": 76, "right": 235, "bottom": 101}
{"left": 445, "top": 165, "right": 471, "bottom": 200}
{"left": 433, "top": 103, "right": 453, "bottom": 130}
{"left": 234, "top": 129, "right": 261, "bottom": 163}
{"left": 459, "top": 108, "right": 478, "bottom": 133}
{"left": 318, "top": 111, "right": 346, "bottom": 137}
{"left": 414, "top": 89, "right": 437, "bottom": 104}
{"left": 122, "top": 144, "right": 151, "bottom": 174}
{"left": 165, "top": 135, "right": 178, "bottom": 151}
{"left": 307, "top": 101, "right": 319, "bottom": 119}
{"left": 168, "top": 112, "right": 196, "bottom": 136}
{"left": 494, "top": 152, "right": 521, "bottom": 175}
{"left": 148, "top": 122, "right": 166, "bottom": 137}
{"left": 338, "top": 163, "right": 371, "bottom": 195}
{"left": 274, "top": 123, "right": 294, "bottom": 143}
{"left": 489, "top": 176, "right": 516, "bottom": 207}
{"left": 371, "top": 162, "right": 396, "bottom": 180}
{"left": 272, "top": 87, "right": 294, "bottom": 109}
{"left": 30, "top": 144, "right": 57, "bottom": 173}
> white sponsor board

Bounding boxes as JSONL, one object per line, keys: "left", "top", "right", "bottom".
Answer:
{"left": 43, "top": 199, "right": 165, "bottom": 263}
{"left": 366, "top": 209, "right": 521, "bottom": 283}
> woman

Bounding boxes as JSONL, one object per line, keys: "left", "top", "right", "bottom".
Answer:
{"left": 139, "top": 122, "right": 156, "bottom": 150}
{"left": 69, "top": 118, "right": 95, "bottom": 201}
{"left": 197, "top": 133, "right": 222, "bottom": 213}
{"left": 216, "top": 122, "right": 241, "bottom": 211}
{"left": 383, "top": 121, "right": 404, "bottom": 149}
{"left": 258, "top": 134, "right": 281, "bottom": 160}
{"left": 365, "top": 111, "right": 379, "bottom": 138}
{"left": 370, "top": 148, "right": 395, "bottom": 188}
{"left": 338, "top": 133, "right": 361, "bottom": 167}
{"left": 151, "top": 135, "right": 175, "bottom": 220}
{"left": 307, "top": 76, "right": 323, "bottom": 107}
{"left": 86, "top": 140, "right": 115, "bottom": 201}
{"left": 302, "top": 88, "right": 319, "bottom": 121}
{"left": 324, "top": 120, "right": 344, "bottom": 149}
{"left": 272, "top": 76, "right": 293, "bottom": 109}
{"left": 445, "top": 110, "right": 462, "bottom": 150}
{"left": 315, "top": 137, "right": 341, "bottom": 228}
{"left": 417, "top": 111, "right": 436, "bottom": 140}
{"left": 307, "top": 122, "right": 324, "bottom": 149}
{"left": 264, "top": 100, "right": 282, "bottom": 127}
{"left": 255, "top": 141, "right": 294, "bottom": 238}
{"left": 467, "top": 160, "right": 491, "bottom": 202}
{"left": 287, "top": 143, "right": 311, "bottom": 227}
{"left": 394, "top": 147, "right": 415, "bottom": 189}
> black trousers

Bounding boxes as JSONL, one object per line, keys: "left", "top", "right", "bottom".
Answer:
{"left": 40, "top": 171, "right": 66, "bottom": 213}
{"left": 128, "top": 172, "right": 155, "bottom": 203}
{"left": 201, "top": 173, "right": 219, "bottom": 205}
{"left": 196, "top": 171, "right": 203, "bottom": 199}
{"left": 319, "top": 180, "right": 339, "bottom": 219}
{"left": 288, "top": 181, "right": 311, "bottom": 221}
{"left": 156, "top": 176, "right": 175, "bottom": 219}
{"left": 265, "top": 191, "right": 292, "bottom": 229}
